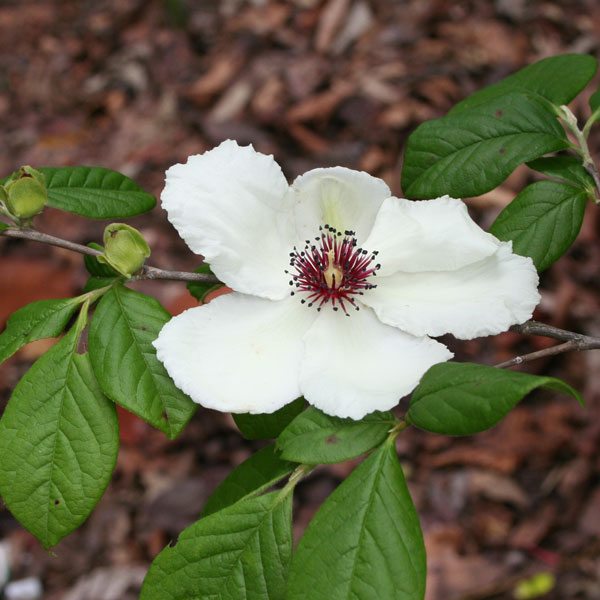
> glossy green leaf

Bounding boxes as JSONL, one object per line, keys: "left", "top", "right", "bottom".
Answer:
{"left": 0, "top": 297, "right": 81, "bottom": 366}
{"left": 201, "top": 445, "right": 296, "bottom": 518}
{"left": 88, "top": 284, "right": 196, "bottom": 439}
{"left": 141, "top": 491, "right": 293, "bottom": 600}
{"left": 527, "top": 156, "right": 595, "bottom": 191}
{"left": 0, "top": 322, "right": 119, "bottom": 549}
{"left": 402, "top": 93, "right": 570, "bottom": 199}
{"left": 39, "top": 166, "right": 155, "bottom": 219}
{"left": 84, "top": 242, "right": 119, "bottom": 278}
{"left": 277, "top": 406, "right": 395, "bottom": 464}
{"left": 234, "top": 398, "right": 305, "bottom": 440}
{"left": 287, "top": 442, "right": 426, "bottom": 600}
{"left": 186, "top": 264, "right": 223, "bottom": 304}
{"left": 408, "top": 362, "right": 583, "bottom": 436}
{"left": 490, "top": 180, "right": 587, "bottom": 271}
{"left": 83, "top": 276, "right": 119, "bottom": 293}
{"left": 450, "top": 54, "right": 597, "bottom": 115}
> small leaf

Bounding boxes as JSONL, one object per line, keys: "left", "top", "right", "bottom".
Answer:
{"left": 450, "top": 54, "right": 597, "bottom": 115}
{"left": 84, "top": 242, "right": 119, "bottom": 278}
{"left": 186, "top": 264, "right": 223, "bottom": 304}
{"left": 234, "top": 397, "right": 305, "bottom": 440}
{"left": 527, "top": 156, "right": 595, "bottom": 191}
{"left": 141, "top": 492, "right": 293, "bottom": 600}
{"left": 402, "top": 93, "right": 570, "bottom": 199}
{"left": 277, "top": 406, "right": 395, "bottom": 464}
{"left": 408, "top": 362, "right": 583, "bottom": 436}
{"left": 287, "top": 442, "right": 426, "bottom": 600}
{"left": 201, "top": 445, "right": 296, "bottom": 517}
{"left": 88, "top": 284, "right": 196, "bottom": 439}
{"left": 0, "top": 222, "right": 8, "bottom": 232}
{"left": 0, "top": 297, "right": 81, "bottom": 366}
{"left": 39, "top": 166, "right": 155, "bottom": 219}
{"left": 0, "top": 325, "right": 119, "bottom": 549}
{"left": 490, "top": 180, "right": 587, "bottom": 271}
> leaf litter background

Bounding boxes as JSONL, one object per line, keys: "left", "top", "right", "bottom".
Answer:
{"left": 1, "top": 1, "right": 600, "bottom": 598}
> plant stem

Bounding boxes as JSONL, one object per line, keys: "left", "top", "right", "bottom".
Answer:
{"left": 0, "top": 226, "right": 221, "bottom": 284}
{"left": 387, "top": 419, "right": 409, "bottom": 440}
{"left": 495, "top": 321, "right": 600, "bottom": 368}
{"left": 277, "top": 464, "right": 315, "bottom": 503}
{"left": 510, "top": 320, "right": 600, "bottom": 345}
{"left": 559, "top": 104, "right": 600, "bottom": 201}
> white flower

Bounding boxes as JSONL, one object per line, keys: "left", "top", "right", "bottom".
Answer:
{"left": 153, "top": 140, "right": 540, "bottom": 420}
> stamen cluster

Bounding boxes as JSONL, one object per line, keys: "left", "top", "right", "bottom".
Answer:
{"left": 286, "top": 225, "right": 380, "bottom": 314}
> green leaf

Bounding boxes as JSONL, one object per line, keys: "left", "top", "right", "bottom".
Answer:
{"left": 489, "top": 180, "right": 587, "bottom": 271}
{"left": 0, "top": 324, "right": 119, "bottom": 549}
{"left": 277, "top": 406, "right": 395, "bottom": 464}
{"left": 527, "top": 156, "right": 595, "bottom": 191}
{"left": 201, "top": 445, "right": 296, "bottom": 518}
{"left": 450, "top": 54, "right": 597, "bottom": 115}
{"left": 234, "top": 398, "right": 305, "bottom": 440}
{"left": 186, "top": 264, "right": 223, "bottom": 304}
{"left": 141, "top": 491, "right": 293, "bottom": 600}
{"left": 39, "top": 166, "right": 155, "bottom": 219}
{"left": 84, "top": 242, "right": 119, "bottom": 278}
{"left": 88, "top": 284, "right": 196, "bottom": 439}
{"left": 0, "top": 222, "right": 8, "bottom": 232}
{"left": 287, "top": 442, "right": 426, "bottom": 600}
{"left": 402, "top": 93, "right": 570, "bottom": 199}
{"left": 0, "top": 297, "right": 81, "bottom": 366}
{"left": 83, "top": 276, "right": 119, "bottom": 293}
{"left": 408, "top": 362, "right": 583, "bottom": 436}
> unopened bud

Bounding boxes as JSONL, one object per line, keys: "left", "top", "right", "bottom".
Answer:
{"left": 98, "top": 223, "right": 151, "bottom": 277}
{"left": 4, "top": 166, "right": 47, "bottom": 219}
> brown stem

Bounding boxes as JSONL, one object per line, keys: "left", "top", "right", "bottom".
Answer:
{"left": 509, "top": 320, "right": 600, "bottom": 346}
{"left": 495, "top": 321, "right": 600, "bottom": 368}
{"left": 1, "top": 227, "right": 220, "bottom": 284}
{"left": 2, "top": 227, "right": 103, "bottom": 257}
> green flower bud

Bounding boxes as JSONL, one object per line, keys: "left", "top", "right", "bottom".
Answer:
{"left": 98, "top": 223, "right": 151, "bottom": 277}
{"left": 4, "top": 166, "right": 47, "bottom": 219}
{"left": 514, "top": 572, "right": 555, "bottom": 599}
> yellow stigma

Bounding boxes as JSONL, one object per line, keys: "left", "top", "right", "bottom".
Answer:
{"left": 323, "top": 249, "right": 343, "bottom": 289}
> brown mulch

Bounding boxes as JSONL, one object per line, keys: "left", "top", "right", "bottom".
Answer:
{"left": 1, "top": 1, "right": 600, "bottom": 598}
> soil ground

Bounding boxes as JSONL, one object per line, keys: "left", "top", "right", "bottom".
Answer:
{"left": 1, "top": 1, "right": 600, "bottom": 598}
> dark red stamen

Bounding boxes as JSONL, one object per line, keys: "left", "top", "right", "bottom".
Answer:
{"left": 286, "top": 225, "right": 380, "bottom": 315}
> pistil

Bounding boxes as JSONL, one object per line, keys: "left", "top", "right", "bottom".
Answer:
{"left": 286, "top": 225, "right": 380, "bottom": 315}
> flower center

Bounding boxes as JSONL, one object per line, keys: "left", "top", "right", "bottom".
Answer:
{"left": 286, "top": 225, "right": 380, "bottom": 314}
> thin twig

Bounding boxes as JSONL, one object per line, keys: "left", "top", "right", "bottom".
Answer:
{"left": 2, "top": 227, "right": 102, "bottom": 257}
{"left": 135, "top": 266, "right": 220, "bottom": 283}
{"left": 495, "top": 321, "right": 600, "bottom": 368}
{"left": 509, "top": 320, "right": 600, "bottom": 345}
{"left": 0, "top": 227, "right": 221, "bottom": 284}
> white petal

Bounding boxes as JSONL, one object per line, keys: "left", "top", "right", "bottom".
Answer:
{"left": 291, "top": 167, "right": 391, "bottom": 246}
{"left": 363, "top": 196, "right": 501, "bottom": 276}
{"left": 154, "top": 293, "right": 317, "bottom": 414}
{"left": 161, "top": 140, "right": 295, "bottom": 299}
{"left": 363, "top": 243, "right": 540, "bottom": 339}
{"left": 299, "top": 306, "right": 452, "bottom": 420}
